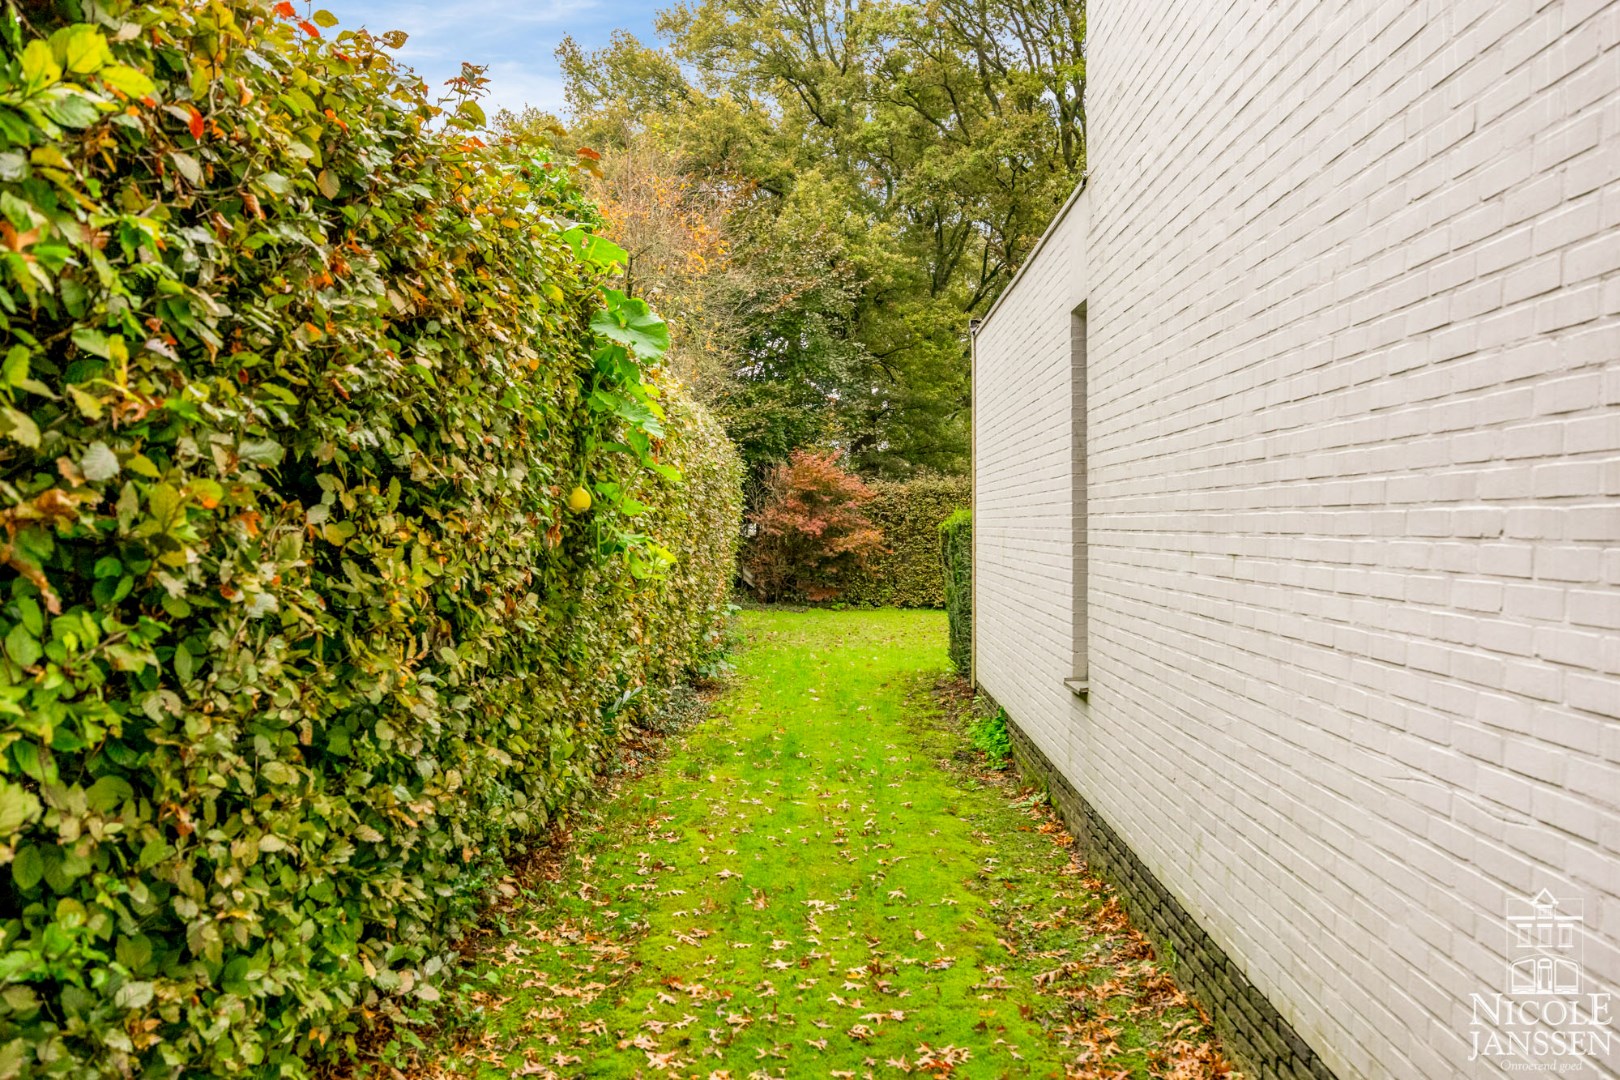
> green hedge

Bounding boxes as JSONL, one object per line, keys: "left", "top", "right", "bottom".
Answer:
{"left": 0, "top": 4, "right": 741, "bottom": 1076}
{"left": 939, "top": 509, "right": 971, "bottom": 676}
{"left": 839, "top": 476, "right": 969, "bottom": 608}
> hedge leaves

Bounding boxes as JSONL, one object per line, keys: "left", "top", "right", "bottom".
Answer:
{"left": 940, "top": 509, "right": 972, "bottom": 677}
{"left": 839, "top": 476, "right": 971, "bottom": 609}
{"left": 0, "top": 2, "right": 741, "bottom": 1075}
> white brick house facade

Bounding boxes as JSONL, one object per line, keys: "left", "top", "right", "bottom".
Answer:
{"left": 971, "top": 3, "right": 1620, "bottom": 1078}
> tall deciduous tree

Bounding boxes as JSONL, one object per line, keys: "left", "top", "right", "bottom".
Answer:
{"left": 559, "top": 0, "right": 1086, "bottom": 478}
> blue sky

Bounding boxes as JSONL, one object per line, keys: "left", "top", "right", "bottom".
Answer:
{"left": 315, "top": 0, "right": 663, "bottom": 118}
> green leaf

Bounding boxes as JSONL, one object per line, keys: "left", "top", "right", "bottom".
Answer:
{"left": 40, "top": 90, "right": 102, "bottom": 129}
{"left": 0, "top": 407, "right": 40, "bottom": 448}
{"left": 321, "top": 521, "right": 355, "bottom": 546}
{"left": 116, "top": 935, "right": 153, "bottom": 973}
{"left": 261, "top": 761, "right": 297, "bottom": 786}
{"left": 80, "top": 441, "right": 120, "bottom": 482}
{"left": 113, "top": 981, "right": 153, "bottom": 1009}
{"left": 71, "top": 328, "right": 112, "bottom": 359}
{"left": 591, "top": 295, "right": 670, "bottom": 359}
{"left": 189, "top": 477, "right": 223, "bottom": 507}
{"left": 0, "top": 191, "right": 41, "bottom": 230}
{"left": 238, "top": 438, "right": 284, "bottom": 466}
{"left": 11, "top": 845, "right": 43, "bottom": 891}
{"left": 60, "top": 25, "right": 112, "bottom": 74}
{"left": 137, "top": 839, "right": 169, "bottom": 871}
{"left": 561, "top": 227, "right": 627, "bottom": 268}
{"left": 170, "top": 152, "right": 203, "bottom": 185}
{"left": 85, "top": 775, "right": 133, "bottom": 814}
{"left": 15, "top": 597, "right": 42, "bottom": 636}
{"left": 313, "top": 9, "right": 340, "bottom": 27}
{"left": 173, "top": 641, "right": 193, "bottom": 682}
{"left": 98, "top": 64, "right": 156, "bottom": 98}
{"left": 67, "top": 385, "right": 104, "bottom": 419}
{"left": 19, "top": 41, "right": 61, "bottom": 87}
{"left": 0, "top": 346, "right": 47, "bottom": 396}
{"left": 11, "top": 743, "right": 43, "bottom": 783}
{"left": 147, "top": 483, "right": 182, "bottom": 524}
{"left": 0, "top": 779, "right": 41, "bottom": 838}
{"left": 2, "top": 347, "right": 29, "bottom": 387}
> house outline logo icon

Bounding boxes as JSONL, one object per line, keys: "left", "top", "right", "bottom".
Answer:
{"left": 1468, "top": 885, "right": 1614, "bottom": 1065}
{"left": 1505, "top": 888, "right": 1582, "bottom": 996}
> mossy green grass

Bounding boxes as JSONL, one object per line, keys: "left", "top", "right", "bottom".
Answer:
{"left": 400, "top": 609, "right": 1224, "bottom": 1078}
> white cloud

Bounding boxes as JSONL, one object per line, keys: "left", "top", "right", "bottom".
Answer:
{"left": 322, "top": 0, "right": 653, "bottom": 116}
{"left": 364, "top": 0, "right": 601, "bottom": 60}
{"left": 479, "top": 60, "right": 569, "bottom": 116}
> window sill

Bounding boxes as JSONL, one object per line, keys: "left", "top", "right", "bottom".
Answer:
{"left": 1063, "top": 678, "right": 1089, "bottom": 698}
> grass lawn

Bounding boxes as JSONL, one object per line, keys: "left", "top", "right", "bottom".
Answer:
{"left": 387, "top": 608, "right": 1228, "bottom": 1078}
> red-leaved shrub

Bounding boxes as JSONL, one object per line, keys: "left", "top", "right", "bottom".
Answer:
{"left": 745, "top": 450, "right": 886, "bottom": 601}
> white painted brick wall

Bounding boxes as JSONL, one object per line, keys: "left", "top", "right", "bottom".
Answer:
{"left": 975, "top": 191, "right": 1088, "bottom": 780}
{"left": 973, "top": 2, "right": 1620, "bottom": 1077}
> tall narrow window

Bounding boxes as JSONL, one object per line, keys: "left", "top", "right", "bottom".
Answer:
{"left": 1067, "top": 304, "right": 1089, "bottom": 696}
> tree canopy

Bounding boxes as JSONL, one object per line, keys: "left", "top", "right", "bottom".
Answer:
{"left": 550, "top": 0, "right": 1086, "bottom": 478}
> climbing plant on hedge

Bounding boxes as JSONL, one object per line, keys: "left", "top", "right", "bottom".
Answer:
{"left": 839, "top": 475, "right": 970, "bottom": 608}
{"left": 0, "top": 2, "right": 741, "bottom": 1076}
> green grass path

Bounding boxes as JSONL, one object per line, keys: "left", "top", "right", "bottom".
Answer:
{"left": 407, "top": 609, "right": 1225, "bottom": 1079}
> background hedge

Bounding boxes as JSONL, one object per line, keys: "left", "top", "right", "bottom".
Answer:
{"left": 0, "top": 3, "right": 740, "bottom": 1076}
{"left": 838, "top": 475, "right": 970, "bottom": 608}
{"left": 939, "top": 508, "right": 971, "bottom": 677}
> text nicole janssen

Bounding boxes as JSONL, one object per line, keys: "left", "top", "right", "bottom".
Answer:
{"left": 1470, "top": 994, "right": 1614, "bottom": 1062}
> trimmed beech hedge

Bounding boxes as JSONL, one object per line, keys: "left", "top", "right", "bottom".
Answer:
{"left": 0, "top": 3, "right": 741, "bottom": 1076}
{"left": 939, "top": 509, "right": 971, "bottom": 676}
{"left": 839, "top": 476, "right": 970, "bottom": 608}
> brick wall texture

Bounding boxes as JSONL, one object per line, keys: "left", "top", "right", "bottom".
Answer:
{"left": 972, "top": 2, "right": 1620, "bottom": 1078}
{"left": 1000, "top": 708, "right": 1338, "bottom": 1080}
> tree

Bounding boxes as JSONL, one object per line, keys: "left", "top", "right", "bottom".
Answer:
{"left": 744, "top": 449, "right": 886, "bottom": 601}
{"left": 557, "top": 0, "right": 1087, "bottom": 479}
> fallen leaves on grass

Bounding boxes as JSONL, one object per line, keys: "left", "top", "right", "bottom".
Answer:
{"left": 366, "top": 613, "right": 1230, "bottom": 1080}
